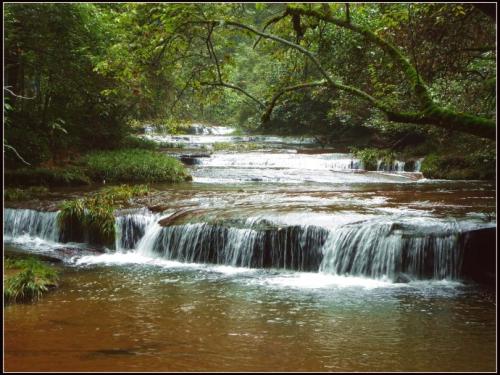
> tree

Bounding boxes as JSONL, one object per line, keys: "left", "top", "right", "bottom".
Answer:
{"left": 194, "top": 4, "right": 495, "bottom": 139}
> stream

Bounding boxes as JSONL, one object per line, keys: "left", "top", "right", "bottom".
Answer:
{"left": 3, "top": 124, "right": 497, "bottom": 372}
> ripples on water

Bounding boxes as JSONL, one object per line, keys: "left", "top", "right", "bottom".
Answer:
{"left": 4, "top": 258, "right": 496, "bottom": 372}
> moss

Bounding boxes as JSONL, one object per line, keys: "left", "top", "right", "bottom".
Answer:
{"left": 351, "top": 147, "right": 396, "bottom": 171}
{"left": 421, "top": 152, "right": 495, "bottom": 180}
{"left": 4, "top": 256, "right": 59, "bottom": 304}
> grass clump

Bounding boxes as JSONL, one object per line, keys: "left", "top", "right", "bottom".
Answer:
{"left": 4, "top": 257, "right": 59, "bottom": 304}
{"left": 58, "top": 184, "right": 150, "bottom": 247}
{"left": 83, "top": 148, "right": 191, "bottom": 183}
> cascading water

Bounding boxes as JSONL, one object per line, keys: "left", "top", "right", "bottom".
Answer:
{"left": 319, "top": 220, "right": 464, "bottom": 280}
{"left": 108, "top": 208, "right": 473, "bottom": 281}
{"left": 377, "top": 160, "right": 406, "bottom": 172}
{"left": 3, "top": 203, "right": 494, "bottom": 283}
{"left": 145, "top": 222, "right": 327, "bottom": 271}
{"left": 114, "top": 209, "right": 162, "bottom": 251}
{"left": 4, "top": 208, "right": 60, "bottom": 242}
{"left": 414, "top": 158, "right": 424, "bottom": 172}
{"left": 197, "top": 152, "right": 363, "bottom": 171}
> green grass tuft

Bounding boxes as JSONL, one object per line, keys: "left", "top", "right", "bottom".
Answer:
{"left": 58, "top": 184, "right": 151, "bottom": 247}
{"left": 4, "top": 257, "right": 59, "bottom": 304}
{"left": 84, "top": 148, "right": 191, "bottom": 183}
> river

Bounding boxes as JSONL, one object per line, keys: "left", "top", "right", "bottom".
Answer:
{"left": 3, "top": 124, "right": 497, "bottom": 372}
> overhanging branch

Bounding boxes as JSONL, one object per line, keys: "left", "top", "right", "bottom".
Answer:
{"left": 200, "top": 81, "right": 265, "bottom": 108}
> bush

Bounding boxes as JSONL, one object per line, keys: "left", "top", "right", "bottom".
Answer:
{"left": 421, "top": 153, "right": 495, "bottom": 180}
{"left": 83, "top": 148, "right": 191, "bottom": 183}
{"left": 4, "top": 257, "right": 59, "bottom": 303}
{"left": 351, "top": 147, "right": 396, "bottom": 171}
{"left": 58, "top": 184, "right": 150, "bottom": 247}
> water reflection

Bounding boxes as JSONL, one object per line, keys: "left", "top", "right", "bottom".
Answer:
{"left": 4, "top": 263, "right": 496, "bottom": 372}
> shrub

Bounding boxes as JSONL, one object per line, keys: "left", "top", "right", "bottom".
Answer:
{"left": 421, "top": 153, "right": 495, "bottom": 180}
{"left": 83, "top": 148, "right": 191, "bottom": 183}
{"left": 4, "top": 257, "right": 59, "bottom": 303}
{"left": 58, "top": 184, "right": 150, "bottom": 247}
{"left": 351, "top": 147, "right": 396, "bottom": 171}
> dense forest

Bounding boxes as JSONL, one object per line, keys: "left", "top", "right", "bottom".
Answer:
{"left": 4, "top": 3, "right": 496, "bottom": 179}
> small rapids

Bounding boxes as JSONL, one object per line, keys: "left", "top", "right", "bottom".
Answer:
{"left": 4, "top": 208, "right": 60, "bottom": 242}
{"left": 196, "top": 152, "right": 363, "bottom": 171}
{"left": 3, "top": 126, "right": 495, "bottom": 287}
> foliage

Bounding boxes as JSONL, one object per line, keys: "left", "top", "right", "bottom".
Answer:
{"left": 4, "top": 257, "right": 59, "bottom": 303}
{"left": 3, "top": 3, "right": 496, "bottom": 176}
{"left": 58, "top": 184, "right": 151, "bottom": 246}
{"left": 4, "top": 3, "right": 132, "bottom": 169}
{"left": 421, "top": 152, "right": 495, "bottom": 180}
{"left": 83, "top": 148, "right": 191, "bottom": 183}
{"left": 351, "top": 147, "right": 396, "bottom": 171}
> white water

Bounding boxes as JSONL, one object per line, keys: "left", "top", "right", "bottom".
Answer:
{"left": 197, "top": 152, "right": 363, "bottom": 171}
{"left": 4, "top": 126, "right": 494, "bottom": 288}
{"left": 4, "top": 208, "right": 60, "bottom": 242}
{"left": 377, "top": 159, "right": 406, "bottom": 172}
{"left": 77, "top": 209, "right": 480, "bottom": 281}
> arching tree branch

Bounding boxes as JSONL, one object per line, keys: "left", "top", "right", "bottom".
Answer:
{"left": 200, "top": 81, "right": 265, "bottom": 108}
{"left": 261, "top": 80, "right": 329, "bottom": 123}
{"left": 201, "top": 22, "right": 265, "bottom": 109}
{"left": 285, "top": 6, "right": 434, "bottom": 109}
{"left": 188, "top": 18, "right": 495, "bottom": 140}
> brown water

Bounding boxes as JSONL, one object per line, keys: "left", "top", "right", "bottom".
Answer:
{"left": 4, "top": 263, "right": 496, "bottom": 372}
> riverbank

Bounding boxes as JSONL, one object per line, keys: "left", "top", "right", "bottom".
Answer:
{"left": 4, "top": 146, "right": 191, "bottom": 188}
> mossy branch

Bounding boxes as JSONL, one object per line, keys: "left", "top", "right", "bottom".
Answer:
{"left": 190, "top": 18, "right": 496, "bottom": 140}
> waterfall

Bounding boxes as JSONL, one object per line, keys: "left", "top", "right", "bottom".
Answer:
{"left": 115, "top": 209, "right": 161, "bottom": 251}
{"left": 319, "top": 221, "right": 463, "bottom": 280}
{"left": 138, "top": 221, "right": 328, "bottom": 271}
{"left": 377, "top": 160, "right": 406, "bottom": 172}
{"left": 4, "top": 208, "right": 60, "bottom": 242}
{"left": 4, "top": 207, "right": 485, "bottom": 282}
{"left": 414, "top": 158, "right": 424, "bottom": 172}
{"left": 198, "top": 153, "right": 363, "bottom": 171}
